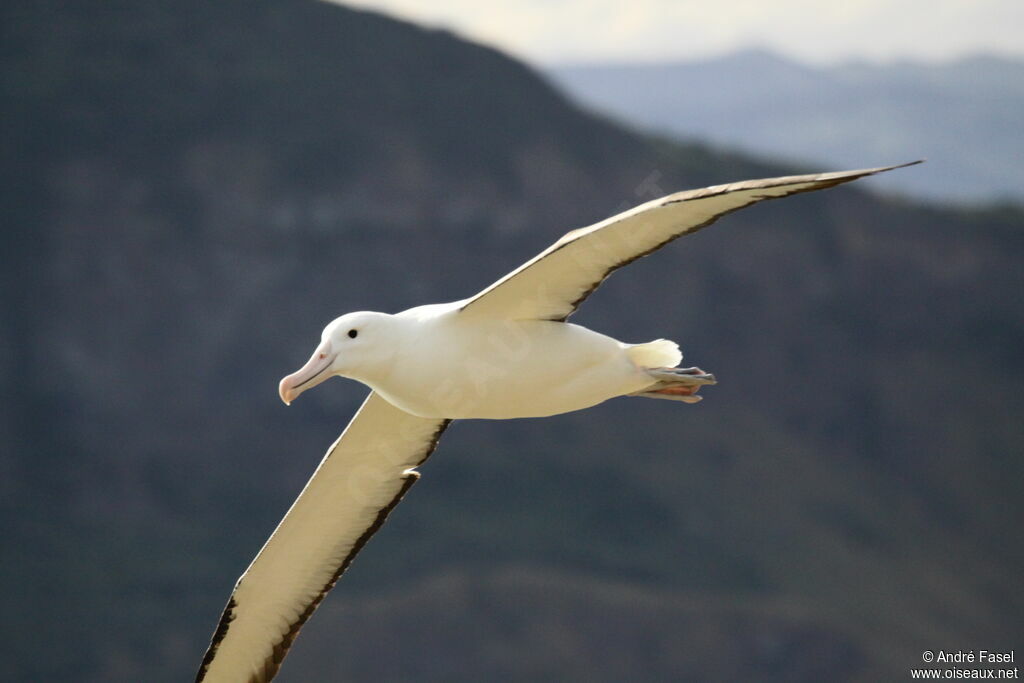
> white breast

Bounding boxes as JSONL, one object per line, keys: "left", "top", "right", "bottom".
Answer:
{"left": 371, "top": 317, "right": 652, "bottom": 419}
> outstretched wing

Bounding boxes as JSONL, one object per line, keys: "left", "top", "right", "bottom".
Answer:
{"left": 460, "top": 163, "right": 920, "bottom": 321}
{"left": 196, "top": 393, "right": 450, "bottom": 683}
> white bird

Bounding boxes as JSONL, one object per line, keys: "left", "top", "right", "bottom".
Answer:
{"left": 195, "top": 162, "right": 917, "bottom": 682}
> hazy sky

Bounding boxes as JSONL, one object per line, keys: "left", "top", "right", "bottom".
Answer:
{"left": 341, "top": 0, "right": 1024, "bottom": 65}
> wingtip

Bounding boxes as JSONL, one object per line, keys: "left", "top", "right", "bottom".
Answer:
{"left": 814, "top": 160, "right": 924, "bottom": 184}
{"left": 852, "top": 159, "right": 925, "bottom": 176}
{"left": 884, "top": 160, "right": 925, "bottom": 171}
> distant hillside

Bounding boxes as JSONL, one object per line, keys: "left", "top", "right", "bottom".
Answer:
{"left": 549, "top": 50, "right": 1024, "bottom": 203}
{"left": 3, "top": 3, "right": 1022, "bottom": 682}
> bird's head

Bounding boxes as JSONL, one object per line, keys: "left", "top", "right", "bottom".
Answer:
{"left": 278, "top": 311, "right": 396, "bottom": 405}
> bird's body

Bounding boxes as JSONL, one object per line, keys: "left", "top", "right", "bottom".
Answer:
{"left": 354, "top": 303, "right": 675, "bottom": 419}
{"left": 196, "top": 162, "right": 920, "bottom": 683}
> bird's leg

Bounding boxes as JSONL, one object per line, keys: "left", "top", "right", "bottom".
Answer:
{"left": 648, "top": 366, "right": 717, "bottom": 386}
{"left": 652, "top": 384, "right": 701, "bottom": 396}
{"left": 630, "top": 366, "right": 717, "bottom": 404}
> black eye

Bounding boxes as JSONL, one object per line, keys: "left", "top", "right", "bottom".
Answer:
{"left": 347, "top": 329, "right": 358, "bottom": 339}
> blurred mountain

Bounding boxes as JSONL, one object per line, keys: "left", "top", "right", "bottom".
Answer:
{"left": 2, "top": 2, "right": 1022, "bottom": 682}
{"left": 549, "top": 50, "right": 1024, "bottom": 203}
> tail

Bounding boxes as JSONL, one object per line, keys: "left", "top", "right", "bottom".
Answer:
{"left": 626, "top": 338, "right": 682, "bottom": 369}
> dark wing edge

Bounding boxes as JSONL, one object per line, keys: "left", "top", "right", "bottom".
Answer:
{"left": 556, "top": 162, "right": 921, "bottom": 319}
{"left": 459, "top": 161, "right": 922, "bottom": 322}
{"left": 195, "top": 418, "right": 451, "bottom": 683}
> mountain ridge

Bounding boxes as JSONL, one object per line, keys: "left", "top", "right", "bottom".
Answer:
{"left": 549, "top": 49, "right": 1024, "bottom": 203}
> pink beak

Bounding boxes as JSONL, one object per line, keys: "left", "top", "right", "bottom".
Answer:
{"left": 279, "top": 341, "right": 335, "bottom": 405}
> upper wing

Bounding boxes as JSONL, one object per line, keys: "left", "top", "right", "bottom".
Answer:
{"left": 196, "top": 392, "right": 451, "bottom": 683}
{"left": 459, "top": 163, "right": 920, "bottom": 321}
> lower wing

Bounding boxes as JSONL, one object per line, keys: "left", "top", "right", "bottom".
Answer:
{"left": 196, "top": 392, "right": 450, "bottom": 682}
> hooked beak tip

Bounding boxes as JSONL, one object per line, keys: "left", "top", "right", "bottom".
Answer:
{"left": 278, "top": 378, "right": 295, "bottom": 406}
{"left": 279, "top": 341, "right": 335, "bottom": 406}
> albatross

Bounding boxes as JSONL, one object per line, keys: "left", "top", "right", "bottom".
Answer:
{"left": 196, "top": 162, "right": 918, "bottom": 682}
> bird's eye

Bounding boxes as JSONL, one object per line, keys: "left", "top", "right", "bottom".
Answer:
{"left": 347, "top": 329, "right": 358, "bottom": 339}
